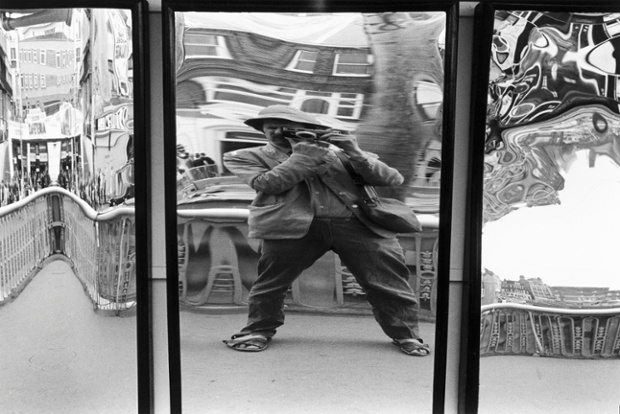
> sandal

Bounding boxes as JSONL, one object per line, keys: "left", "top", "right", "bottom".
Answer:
{"left": 392, "top": 338, "right": 431, "bottom": 356}
{"left": 223, "top": 334, "right": 271, "bottom": 352}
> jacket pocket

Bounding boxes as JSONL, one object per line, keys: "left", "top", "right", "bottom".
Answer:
{"left": 248, "top": 203, "right": 285, "bottom": 232}
{"left": 248, "top": 203, "right": 312, "bottom": 238}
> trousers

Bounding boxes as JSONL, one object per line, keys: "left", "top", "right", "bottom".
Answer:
{"left": 233, "top": 217, "right": 421, "bottom": 340}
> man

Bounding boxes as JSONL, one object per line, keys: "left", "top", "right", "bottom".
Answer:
{"left": 222, "top": 105, "right": 429, "bottom": 356}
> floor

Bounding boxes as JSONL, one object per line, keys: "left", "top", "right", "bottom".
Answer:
{"left": 1, "top": 260, "right": 619, "bottom": 414}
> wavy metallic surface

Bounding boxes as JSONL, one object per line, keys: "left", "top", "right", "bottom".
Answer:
{"left": 480, "top": 10, "right": 620, "bottom": 364}
{"left": 486, "top": 12, "right": 620, "bottom": 222}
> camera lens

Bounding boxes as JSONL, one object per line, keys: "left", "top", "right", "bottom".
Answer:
{"left": 295, "top": 131, "right": 317, "bottom": 140}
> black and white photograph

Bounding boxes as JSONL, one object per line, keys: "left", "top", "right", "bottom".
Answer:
{"left": 3, "top": 1, "right": 620, "bottom": 413}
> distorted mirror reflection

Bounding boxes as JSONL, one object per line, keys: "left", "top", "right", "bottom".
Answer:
{"left": 0, "top": 8, "right": 137, "bottom": 412}
{"left": 174, "top": 11, "right": 445, "bottom": 411}
{"left": 479, "top": 8, "right": 620, "bottom": 413}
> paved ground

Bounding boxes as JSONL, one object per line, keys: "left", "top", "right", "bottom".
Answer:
{"left": 2, "top": 260, "right": 619, "bottom": 413}
{"left": 478, "top": 355, "right": 620, "bottom": 414}
{"left": 179, "top": 311, "right": 435, "bottom": 414}
{"left": 0, "top": 260, "right": 137, "bottom": 414}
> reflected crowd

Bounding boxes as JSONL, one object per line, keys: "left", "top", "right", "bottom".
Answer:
{"left": 0, "top": 165, "right": 118, "bottom": 209}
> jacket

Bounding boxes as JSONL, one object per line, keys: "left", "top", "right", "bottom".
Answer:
{"left": 223, "top": 142, "right": 404, "bottom": 239}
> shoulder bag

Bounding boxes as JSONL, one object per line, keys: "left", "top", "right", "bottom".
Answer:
{"left": 335, "top": 151, "right": 422, "bottom": 233}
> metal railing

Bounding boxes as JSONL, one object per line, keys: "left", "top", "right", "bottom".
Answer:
{"left": 177, "top": 208, "right": 440, "bottom": 316}
{"left": 0, "top": 187, "right": 136, "bottom": 314}
{"left": 481, "top": 303, "right": 620, "bottom": 358}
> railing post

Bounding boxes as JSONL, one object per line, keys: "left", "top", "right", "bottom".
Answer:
{"left": 47, "top": 193, "right": 65, "bottom": 255}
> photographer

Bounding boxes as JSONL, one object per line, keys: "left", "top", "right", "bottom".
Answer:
{"left": 222, "top": 105, "right": 429, "bottom": 356}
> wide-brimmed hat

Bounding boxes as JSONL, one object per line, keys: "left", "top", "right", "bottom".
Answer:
{"left": 244, "top": 105, "right": 324, "bottom": 131}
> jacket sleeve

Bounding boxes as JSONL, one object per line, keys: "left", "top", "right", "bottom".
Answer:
{"left": 347, "top": 153, "right": 404, "bottom": 187}
{"left": 223, "top": 147, "right": 337, "bottom": 195}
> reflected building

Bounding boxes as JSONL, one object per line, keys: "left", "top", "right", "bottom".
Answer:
{"left": 9, "top": 11, "right": 80, "bottom": 195}
{"left": 552, "top": 286, "right": 620, "bottom": 308}
{"left": 86, "top": 8, "right": 134, "bottom": 207}
{"left": 0, "top": 23, "right": 13, "bottom": 143}
{"left": 175, "top": 13, "right": 373, "bottom": 182}
{"left": 0, "top": 9, "right": 134, "bottom": 208}
{"left": 520, "top": 276, "right": 556, "bottom": 303}
{"left": 0, "top": 17, "right": 16, "bottom": 204}
{"left": 0, "top": 8, "right": 138, "bottom": 311}
{"left": 484, "top": 270, "right": 620, "bottom": 308}
{"left": 500, "top": 277, "right": 532, "bottom": 303}
{"left": 175, "top": 13, "right": 444, "bottom": 204}
{"left": 13, "top": 11, "right": 76, "bottom": 116}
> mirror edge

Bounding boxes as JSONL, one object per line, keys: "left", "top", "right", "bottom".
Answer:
{"left": 0, "top": 0, "right": 152, "bottom": 411}
{"left": 161, "top": 2, "right": 459, "bottom": 413}
{"left": 462, "top": 2, "right": 494, "bottom": 413}
{"left": 127, "top": 0, "right": 152, "bottom": 412}
{"left": 161, "top": 2, "right": 183, "bottom": 411}
{"left": 432, "top": 3, "right": 459, "bottom": 414}
{"left": 464, "top": 1, "right": 620, "bottom": 412}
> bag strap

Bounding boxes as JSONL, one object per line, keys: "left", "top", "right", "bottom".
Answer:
{"left": 334, "top": 151, "right": 378, "bottom": 206}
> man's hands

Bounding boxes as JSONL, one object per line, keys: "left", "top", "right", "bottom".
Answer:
{"left": 286, "top": 131, "right": 367, "bottom": 162}
{"left": 286, "top": 138, "right": 332, "bottom": 158}
{"left": 323, "top": 132, "right": 367, "bottom": 160}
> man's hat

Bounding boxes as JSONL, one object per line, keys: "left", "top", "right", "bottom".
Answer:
{"left": 244, "top": 105, "right": 324, "bottom": 131}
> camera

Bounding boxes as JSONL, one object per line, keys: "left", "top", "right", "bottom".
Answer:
{"left": 281, "top": 127, "right": 347, "bottom": 142}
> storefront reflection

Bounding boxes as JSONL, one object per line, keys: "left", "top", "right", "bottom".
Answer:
{"left": 0, "top": 9, "right": 134, "bottom": 210}
{"left": 0, "top": 7, "right": 137, "bottom": 412}
{"left": 172, "top": 11, "right": 446, "bottom": 412}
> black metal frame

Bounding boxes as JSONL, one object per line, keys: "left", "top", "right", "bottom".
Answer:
{"left": 0, "top": 1, "right": 151, "bottom": 412}
{"left": 464, "top": 1, "right": 620, "bottom": 413}
{"left": 161, "top": 1, "right": 458, "bottom": 413}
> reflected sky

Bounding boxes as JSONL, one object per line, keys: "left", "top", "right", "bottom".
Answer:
{"left": 483, "top": 151, "right": 620, "bottom": 289}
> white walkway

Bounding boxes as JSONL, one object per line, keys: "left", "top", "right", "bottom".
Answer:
{"left": 0, "top": 260, "right": 137, "bottom": 414}
{"left": 2, "top": 260, "right": 619, "bottom": 413}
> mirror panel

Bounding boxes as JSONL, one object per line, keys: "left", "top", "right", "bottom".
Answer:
{"left": 166, "top": 4, "right": 454, "bottom": 412}
{"left": 475, "top": 4, "right": 620, "bottom": 413}
{"left": 0, "top": 4, "right": 146, "bottom": 412}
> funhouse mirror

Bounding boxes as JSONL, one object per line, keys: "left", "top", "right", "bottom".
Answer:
{"left": 475, "top": 4, "right": 620, "bottom": 413}
{"left": 166, "top": 3, "right": 453, "bottom": 412}
{"left": 0, "top": 4, "right": 145, "bottom": 412}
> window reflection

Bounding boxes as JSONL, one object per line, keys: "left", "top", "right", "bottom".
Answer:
{"left": 173, "top": 11, "right": 446, "bottom": 412}
{"left": 478, "top": 8, "right": 620, "bottom": 413}
{"left": 0, "top": 8, "right": 137, "bottom": 412}
{"left": 175, "top": 10, "right": 445, "bottom": 310}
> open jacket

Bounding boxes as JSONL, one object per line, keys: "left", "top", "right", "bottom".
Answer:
{"left": 223, "top": 142, "right": 404, "bottom": 239}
